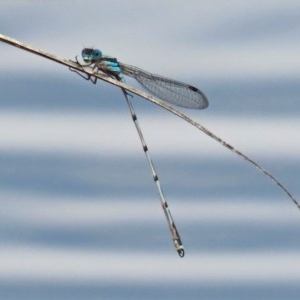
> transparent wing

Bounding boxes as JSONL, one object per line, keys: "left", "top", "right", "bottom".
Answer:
{"left": 119, "top": 63, "right": 208, "bottom": 109}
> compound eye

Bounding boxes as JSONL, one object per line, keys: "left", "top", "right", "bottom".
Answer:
{"left": 94, "top": 49, "right": 102, "bottom": 57}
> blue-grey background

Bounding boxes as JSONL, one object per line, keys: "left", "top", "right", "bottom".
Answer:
{"left": 1, "top": 1, "right": 300, "bottom": 299}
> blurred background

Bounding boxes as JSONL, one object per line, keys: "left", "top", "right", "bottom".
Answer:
{"left": 1, "top": 1, "right": 300, "bottom": 299}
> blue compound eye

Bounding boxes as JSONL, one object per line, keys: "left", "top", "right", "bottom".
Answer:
{"left": 81, "top": 48, "right": 92, "bottom": 62}
{"left": 93, "top": 49, "right": 102, "bottom": 58}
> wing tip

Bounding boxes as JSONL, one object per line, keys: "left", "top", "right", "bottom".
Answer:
{"left": 188, "top": 85, "right": 209, "bottom": 109}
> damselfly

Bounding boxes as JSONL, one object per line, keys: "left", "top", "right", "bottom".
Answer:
{"left": 70, "top": 48, "right": 300, "bottom": 257}
{"left": 70, "top": 48, "right": 210, "bottom": 257}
